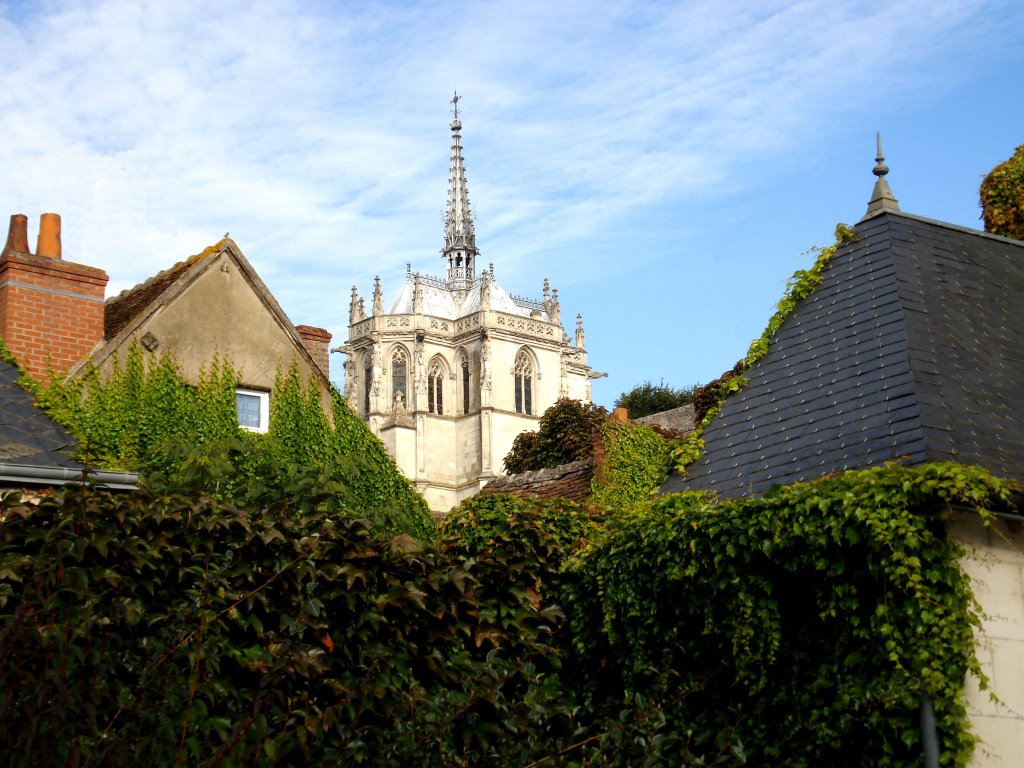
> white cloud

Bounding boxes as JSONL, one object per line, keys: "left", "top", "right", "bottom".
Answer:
{"left": 0, "top": 0, "right": 1018, "bottom": 392}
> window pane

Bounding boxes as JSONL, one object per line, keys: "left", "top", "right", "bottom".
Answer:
{"left": 462, "top": 361, "right": 470, "bottom": 414}
{"left": 515, "top": 375, "right": 523, "bottom": 413}
{"left": 524, "top": 375, "right": 532, "bottom": 415}
{"left": 436, "top": 376, "right": 443, "bottom": 413}
{"left": 236, "top": 392, "right": 262, "bottom": 429}
{"left": 364, "top": 362, "right": 372, "bottom": 413}
{"left": 392, "top": 358, "right": 407, "bottom": 401}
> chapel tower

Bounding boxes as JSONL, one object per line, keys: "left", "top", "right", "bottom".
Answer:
{"left": 341, "top": 95, "right": 597, "bottom": 514}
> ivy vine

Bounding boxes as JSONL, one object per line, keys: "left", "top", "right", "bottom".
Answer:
{"left": 671, "top": 223, "right": 858, "bottom": 474}
{"left": 566, "top": 462, "right": 1018, "bottom": 767}
{"left": 34, "top": 340, "right": 434, "bottom": 539}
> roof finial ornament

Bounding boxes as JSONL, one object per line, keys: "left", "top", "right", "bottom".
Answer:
{"left": 862, "top": 131, "right": 900, "bottom": 221}
{"left": 873, "top": 132, "right": 889, "bottom": 179}
{"left": 451, "top": 90, "right": 460, "bottom": 121}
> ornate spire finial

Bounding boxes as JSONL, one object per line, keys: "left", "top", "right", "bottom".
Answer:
{"left": 413, "top": 273, "right": 423, "bottom": 314}
{"left": 443, "top": 95, "right": 478, "bottom": 290}
{"left": 575, "top": 314, "right": 585, "bottom": 349}
{"left": 372, "top": 276, "right": 383, "bottom": 315}
{"left": 862, "top": 132, "right": 900, "bottom": 220}
{"left": 349, "top": 285, "right": 362, "bottom": 324}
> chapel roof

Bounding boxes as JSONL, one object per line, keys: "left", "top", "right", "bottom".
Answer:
{"left": 663, "top": 164, "right": 1024, "bottom": 498}
{"left": 387, "top": 272, "right": 545, "bottom": 320}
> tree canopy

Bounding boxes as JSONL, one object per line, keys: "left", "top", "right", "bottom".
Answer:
{"left": 614, "top": 379, "right": 696, "bottom": 419}
{"left": 980, "top": 144, "right": 1024, "bottom": 240}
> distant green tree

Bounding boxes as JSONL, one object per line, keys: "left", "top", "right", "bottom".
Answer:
{"left": 980, "top": 144, "right": 1024, "bottom": 240}
{"left": 614, "top": 379, "right": 695, "bottom": 419}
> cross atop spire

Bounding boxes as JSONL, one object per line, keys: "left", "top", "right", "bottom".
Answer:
{"left": 443, "top": 94, "right": 478, "bottom": 290}
{"left": 862, "top": 132, "right": 900, "bottom": 220}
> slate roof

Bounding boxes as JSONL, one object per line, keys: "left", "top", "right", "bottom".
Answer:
{"left": 663, "top": 210, "right": 1024, "bottom": 498}
{"left": 0, "top": 359, "right": 137, "bottom": 489}
{"left": 0, "top": 359, "right": 80, "bottom": 468}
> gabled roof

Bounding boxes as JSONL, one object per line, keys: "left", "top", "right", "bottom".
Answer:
{"left": 663, "top": 210, "right": 1024, "bottom": 498}
{"left": 78, "top": 238, "right": 328, "bottom": 385}
{"left": 0, "top": 359, "right": 136, "bottom": 488}
{"left": 104, "top": 250, "right": 209, "bottom": 339}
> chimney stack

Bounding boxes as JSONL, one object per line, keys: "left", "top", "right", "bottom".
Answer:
{"left": 296, "top": 325, "right": 332, "bottom": 379}
{"left": 0, "top": 212, "right": 108, "bottom": 383}
{"left": 36, "top": 212, "right": 62, "bottom": 258}
{"left": 1, "top": 214, "right": 30, "bottom": 258}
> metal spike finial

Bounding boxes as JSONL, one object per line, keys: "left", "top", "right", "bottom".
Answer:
{"left": 862, "top": 131, "right": 900, "bottom": 220}
{"left": 873, "top": 132, "right": 889, "bottom": 178}
{"left": 451, "top": 90, "right": 460, "bottom": 121}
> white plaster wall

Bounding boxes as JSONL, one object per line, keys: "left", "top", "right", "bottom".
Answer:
{"left": 950, "top": 514, "right": 1024, "bottom": 768}
{"left": 422, "top": 415, "right": 458, "bottom": 485}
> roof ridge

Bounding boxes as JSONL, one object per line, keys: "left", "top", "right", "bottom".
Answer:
{"left": 103, "top": 238, "right": 234, "bottom": 340}
{"left": 876, "top": 209, "right": 1024, "bottom": 247}
{"left": 107, "top": 238, "right": 234, "bottom": 304}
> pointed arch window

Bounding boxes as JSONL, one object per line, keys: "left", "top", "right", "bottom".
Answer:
{"left": 391, "top": 348, "right": 408, "bottom": 410}
{"left": 514, "top": 350, "right": 534, "bottom": 415}
{"left": 363, "top": 352, "right": 372, "bottom": 414}
{"left": 460, "top": 351, "right": 471, "bottom": 415}
{"left": 427, "top": 358, "right": 445, "bottom": 415}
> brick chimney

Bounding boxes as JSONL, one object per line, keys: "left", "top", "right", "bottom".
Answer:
{"left": 295, "top": 324, "right": 332, "bottom": 379}
{"left": 0, "top": 213, "right": 108, "bottom": 383}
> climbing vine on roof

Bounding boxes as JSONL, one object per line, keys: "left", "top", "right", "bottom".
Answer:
{"left": 671, "top": 223, "right": 858, "bottom": 475}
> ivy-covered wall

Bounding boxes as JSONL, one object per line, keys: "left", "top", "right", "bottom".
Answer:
{"left": 500, "top": 398, "right": 674, "bottom": 509}
{"left": 34, "top": 341, "right": 434, "bottom": 540}
{"left": 1, "top": 462, "right": 1015, "bottom": 766}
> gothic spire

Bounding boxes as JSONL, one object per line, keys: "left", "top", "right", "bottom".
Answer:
{"left": 444, "top": 91, "right": 478, "bottom": 290}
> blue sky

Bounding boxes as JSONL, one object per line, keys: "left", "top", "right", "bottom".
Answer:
{"left": 0, "top": 0, "right": 1020, "bottom": 407}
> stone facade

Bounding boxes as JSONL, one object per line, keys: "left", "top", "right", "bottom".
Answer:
{"left": 634, "top": 404, "right": 696, "bottom": 433}
{"left": 341, "top": 104, "right": 596, "bottom": 514}
{"left": 952, "top": 513, "right": 1024, "bottom": 767}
